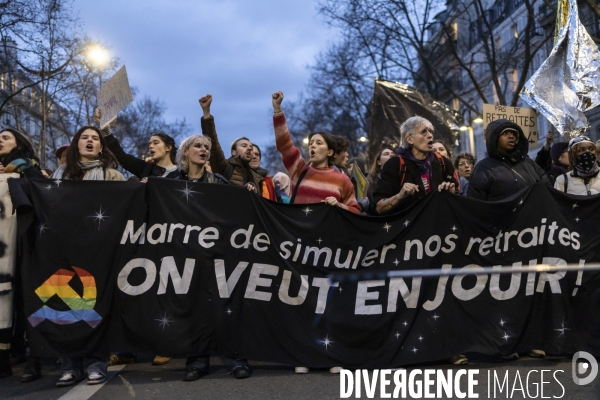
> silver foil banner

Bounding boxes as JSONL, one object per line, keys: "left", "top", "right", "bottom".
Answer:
{"left": 520, "top": 0, "right": 600, "bottom": 138}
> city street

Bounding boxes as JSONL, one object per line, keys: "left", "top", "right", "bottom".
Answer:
{"left": 3, "top": 353, "right": 599, "bottom": 399}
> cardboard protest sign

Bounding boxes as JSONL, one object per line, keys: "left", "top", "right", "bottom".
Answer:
{"left": 483, "top": 104, "right": 539, "bottom": 144}
{"left": 97, "top": 65, "right": 134, "bottom": 128}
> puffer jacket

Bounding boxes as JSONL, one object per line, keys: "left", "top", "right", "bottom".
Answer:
{"left": 467, "top": 119, "right": 546, "bottom": 201}
{"left": 176, "top": 169, "right": 229, "bottom": 184}
{"left": 200, "top": 116, "right": 264, "bottom": 188}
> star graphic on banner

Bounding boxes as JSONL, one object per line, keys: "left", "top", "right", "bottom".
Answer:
{"left": 418, "top": 336, "right": 424, "bottom": 342}
{"left": 451, "top": 225, "right": 457, "bottom": 232}
{"left": 155, "top": 312, "right": 173, "bottom": 330}
{"left": 303, "top": 206, "right": 312, "bottom": 216}
{"left": 54, "top": 179, "right": 62, "bottom": 187}
{"left": 393, "top": 259, "right": 399, "bottom": 266}
{"left": 502, "top": 332, "right": 510, "bottom": 342}
{"left": 432, "top": 314, "right": 440, "bottom": 321}
{"left": 395, "top": 332, "right": 401, "bottom": 339}
{"left": 88, "top": 205, "right": 109, "bottom": 230}
{"left": 572, "top": 203, "right": 579, "bottom": 210}
{"left": 412, "top": 347, "right": 418, "bottom": 354}
{"left": 317, "top": 237, "right": 323, "bottom": 244}
{"left": 402, "top": 321, "right": 408, "bottom": 327}
{"left": 575, "top": 217, "right": 580, "bottom": 223}
{"left": 226, "top": 308, "right": 232, "bottom": 315}
{"left": 339, "top": 286, "right": 343, "bottom": 293}
{"left": 519, "top": 198, "right": 524, "bottom": 205}
{"left": 175, "top": 182, "right": 200, "bottom": 203}
{"left": 383, "top": 223, "right": 392, "bottom": 232}
{"left": 512, "top": 208, "right": 517, "bottom": 212}
{"left": 320, "top": 335, "right": 334, "bottom": 350}
{"left": 38, "top": 223, "right": 48, "bottom": 236}
{"left": 403, "top": 220, "right": 410, "bottom": 227}
{"left": 45, "top": 184, "right": 53, "bottom": 190}
{"left": 553, "top": 321, "right": 572, "bottom": 338}
{"left": 500, "top": 319, "right": 506, "bottom": 327}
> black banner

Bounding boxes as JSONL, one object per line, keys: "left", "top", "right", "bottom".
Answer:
{"left": 368, "top": 79, "right": 461, "bottom": 161}
{"left": 10, "top": 178, "right": 600, "bottom": 368}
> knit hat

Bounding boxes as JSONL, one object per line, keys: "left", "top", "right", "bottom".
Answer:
{"left": 549, "top": 142, "right": 568, "bottom": 164}
{"left": 55, "top": 144, "right": 69, "bottom": 159}
{"left": 567, "top": 136, "right": 593, "bottom": 152}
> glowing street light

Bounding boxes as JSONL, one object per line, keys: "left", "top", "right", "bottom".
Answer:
{"left": 358, "top": 136, "right": 368, "bottom": 142}
{"left": 303, "top": 137, "right": 309, "bottom": 145}
{"left": 86, "top": 45, "right": 110, "bottom": 69}
{"left": 459, "top": 126, "right": 468, "bottom": 131}
{"left": 472, "top": 117, "right": 484, "bottom": 124}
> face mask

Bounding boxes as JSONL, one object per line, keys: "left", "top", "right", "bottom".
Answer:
{"left": 573, "top": 151, "right": 600, "bottom": 178}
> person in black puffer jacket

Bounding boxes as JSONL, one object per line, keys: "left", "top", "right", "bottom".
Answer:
{"left": 467, "top": 119, "right": 547, "bottom": 201}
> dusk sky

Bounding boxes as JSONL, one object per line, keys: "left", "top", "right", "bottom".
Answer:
{"left": 74, "top": 0, "right": 336, "bottom": 150}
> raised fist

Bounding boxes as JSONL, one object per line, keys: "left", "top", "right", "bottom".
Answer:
{"left": 199, "top": 94, "right": 213, "bottom": 110}
{"left": 94, "top": 108, "right": 101, "bottom": 124}
{"left": 272, "top": 91, "right": 284, "bottom": 112}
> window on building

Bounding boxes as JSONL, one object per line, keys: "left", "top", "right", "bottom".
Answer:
{"left": 496, "top": 37, "right": 502, "bottom": 51}
{"left": 451, "top": 22, "right": 458, "bottom": 41}
{"left": 452, "top": 98, "right": 460, "bottom": 111}
{"left": 0, "top": 73, "right": 5, "bottom": 90}
{"left": 511, "top": 69, "right": 519, "bottom": 93}
{"left": 513, "top": 24, "right": 519, "bottom": 39}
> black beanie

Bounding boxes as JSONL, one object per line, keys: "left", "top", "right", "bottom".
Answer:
{"left": 550, "top": 142, "right": 568, "bottom": 165}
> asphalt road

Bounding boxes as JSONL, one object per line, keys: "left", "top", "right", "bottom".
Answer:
{"left": 2, "top": 353, "right": 600, "bottom": 399}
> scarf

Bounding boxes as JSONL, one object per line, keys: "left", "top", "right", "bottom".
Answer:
{"left": 52, "top": 160, "right": 105, "bottom": 180}
{"left": 397, "top": 147, "right": 435, "bottom": 179}
{"left": 3, "top": 158, "right": 37, "bottom": 174}
{"left": 572, "top": 152, "right": 600, "bottom": 179}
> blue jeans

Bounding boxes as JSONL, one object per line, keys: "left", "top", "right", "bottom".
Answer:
{"left": 61, "top": 355, "right": 108, "bottom": 377}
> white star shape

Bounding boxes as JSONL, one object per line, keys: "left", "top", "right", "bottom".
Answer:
{"left": 575, "top": 217, "right": 580, "bottom": 223}
{"left": 54, "top": 179, "right": 62, "bottom": 187}
{"left": 226, "top": 308, "right": 232, "bottom": 315}
{"left": 519, "top": 198, "right": 524, "bottom": 205}
{"left": 383, "top": 223, "right": 392, "bottom": 232}
{"left": 303, "top": 206, "right": 312, "bottom": 216}
{"left": 45, "top": 184, "right": 53, "bottom": 190}
{"left": 320, "top": 335, "right": 334, "bottom": 350}
{"left": 572, "top": 203, "right": 579, "bottom": 210}
{"left": 412, "top": 347, "right": 418, "bottom": 354}
{"left": 38, "top": 223, "right": 48, "bottom": 235}
{"left": 500, "top": 319, "right": 506, "bottom": 327}
{"left": 317, "top": 237, "right": 323, "bottom": 244}
{"left": 393, "top": 259, "right": 399, "bottom": 266}
{"left": 339, "top": 286, "right": 343, "bottom": 293}
{"left": 451, "top": 225, "right": 457, "bottom": 232}
{"left": 418, "top": 336, "right": 424, "bottom": 342}
{"left": 403, "top": 220, "right": 410, "bottom": 227}
{"left": 88, "top": 205, "right": 109, "bottom": 230}
{"left": 553, "top": 322, "right": 572, "bottom": 337}
{"left": 395, "top": 332, "right": 400, "bottom": 339}
{"left": 512, "top": 208, "right": 517, "bottom": 212}
{"left": 432, "top": 314, "right": 440, "bottom": 321}
{"left": 502, "top": 332, "right": 510, "bottom": 341}
{"left": 175, "top": 182, "right": 200, "bottom": 203}
{"left": 155, "top": 312, "right": 173, "bottom": 330}
{"left": 402, "top": 321, "right": 408, "bottom": 327}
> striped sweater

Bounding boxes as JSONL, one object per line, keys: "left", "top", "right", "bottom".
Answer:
{"left": 274, "top": 112, "right": 360, "bottom": 214}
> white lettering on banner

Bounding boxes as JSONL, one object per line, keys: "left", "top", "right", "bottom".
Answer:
{"left": 312, "top": 277, "right": 338, "bottom": 314}
{"left": 355, "top": 280, "right": 385, "bottom": 315}
{"left": 215, "top": 260, "right": 249, "bottom": 298}
{"left": 387, "top": 277, "right": 422, "bottom": 311}
{"left": 120, "top": 221, "right": 146, "bottom": 244}
{"left": 157, "top": 257, "right": 195, "bottom": 295}
{"left": 451, "top": 265, "right": 488, "bottom": 301}
{"left": 278, "top": 271, "right": 309, "bottom": 305}
{"left": 118, "top": 258, "right": 157, "bottom": 296}
{"left": 489, "top": 263, "right": 522, "bottom": 300}
{"left": 244, "top": 263, "right": 279, "bottom": 301}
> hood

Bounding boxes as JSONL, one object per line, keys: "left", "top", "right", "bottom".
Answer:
{"left": 485, "top": 119, "right": 529, "bottom": 162}
{"left": 256, "top": 167, "right": 269, "bottom": 177}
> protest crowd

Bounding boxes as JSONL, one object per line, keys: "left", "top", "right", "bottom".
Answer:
{"left": 0, "top": 89, "right": 599, "bottom": 388}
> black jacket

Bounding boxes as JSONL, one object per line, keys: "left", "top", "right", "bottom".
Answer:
{"left": 176, "top": 170, "right": 229, "bottom": 184}
{"left": 373, "top": 153, "right": 457, "bottom": 214}
{"left": 467, "top": 119, "right": 547, "bottom": 201}
{"left": 104, "top": 134, "right": 179, "bottom": 179}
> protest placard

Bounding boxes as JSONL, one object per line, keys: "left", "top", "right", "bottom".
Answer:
{"left": 97, "top": 65, "right": 134, "bottom": 128}
{"left": 483, "top": 103, "right": 538, "bottom": 144}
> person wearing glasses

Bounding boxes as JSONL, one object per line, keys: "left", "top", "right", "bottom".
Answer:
{"left": 373, "top": 116, "right": 458, "bottom": 215}
{"left": 453, "top": 153, "right": 476, "bottom": 195}
{"left": 467, "top": 119, "right": 546, "bottom": 201}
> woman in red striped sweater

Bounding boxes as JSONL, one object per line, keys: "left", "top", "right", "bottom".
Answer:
{"left": 272, "top": 91, "right": 360, "bottom": 214}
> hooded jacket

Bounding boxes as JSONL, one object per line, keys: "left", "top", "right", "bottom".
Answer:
{"left": 467, "top": 119, "right": 546, "bottom": 201}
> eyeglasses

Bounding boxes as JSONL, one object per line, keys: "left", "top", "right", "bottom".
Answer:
{"left": 458, "top": 161, "right": 474, "bottom": 166}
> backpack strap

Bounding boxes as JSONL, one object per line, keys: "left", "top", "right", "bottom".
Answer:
{"left": 290, "top": 169, "right": 309, "bottom": 204}
{"left": 562, "top": 173, "right": 568, "bottom": 193}
{"left": 398, "top": 155, "right": 407, "bottom": 186}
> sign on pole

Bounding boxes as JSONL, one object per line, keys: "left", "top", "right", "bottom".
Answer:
{"left": 97, "top": 65, "right": 134, "bottom": 128}
{"left": 482, "top": 104, "right": 539, "bottom": 144}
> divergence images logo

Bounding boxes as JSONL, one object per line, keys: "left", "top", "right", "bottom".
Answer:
{"left": 572, "top": 351, "right": 599, "bottom": 386}
{"left": 28, "top": 267, "right": 102, "bottom": 328}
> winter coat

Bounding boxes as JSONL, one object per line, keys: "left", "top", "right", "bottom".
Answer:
{"left": 200, "top": 116, "right": 265, "bottom": 189}
{"left": 555, "top": 172, "right": 600, "bottom": 195}
{"left": 467, "top": 119, "right": 547, "bottom": 201}
{"left": 104, "top": 133, "right": 179, "bottom": 179}
{"left": 373, "top": 152, "right": 458, "bottom": 214}
{"left": 176, "top": 169, "right": 229, "bottom": 185}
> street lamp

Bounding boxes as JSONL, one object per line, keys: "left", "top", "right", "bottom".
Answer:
{"left": 86, "top": 45, "right": 110, "bottom": 69}
{"left": 358, "top": 136, "right": 368, "bottom": 142}
{"left": 460, "top": 125, "right": 475, "bottom": 155}
{"left": 472, "top": 117, "right": 484, "bottom": 124}
{"left": 302, "top": 137, "right": 309, "bottom": 145}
